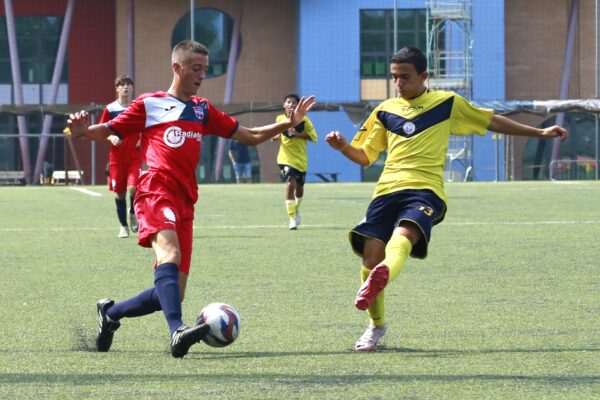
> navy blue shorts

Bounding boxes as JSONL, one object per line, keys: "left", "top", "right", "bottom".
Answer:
{"left": 350, "top": 189, "right": 446, "bottom": 259}
{"left": 279, "top": 164, "right": 306, "bottom": 185}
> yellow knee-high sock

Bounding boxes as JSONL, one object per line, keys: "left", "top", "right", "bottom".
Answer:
{"left": 285, "top": 200, "right": 297, "bottom": 219}
{"left": 361, "top": 266, "right": 385, "bottom": 326}
{"left": 295, "top": 196, "right": 303, "bottom": 210}
{"left": 382, "top": 235, "right": 412, "bottom": 282}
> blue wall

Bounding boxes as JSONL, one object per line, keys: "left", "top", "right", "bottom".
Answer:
{"left": 298, "top": 0, "right": 506, "bottom": 182}
{"left": 472, "top": 1, "right": 505, "bottom": 181}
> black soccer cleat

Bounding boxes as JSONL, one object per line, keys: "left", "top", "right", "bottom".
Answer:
{"left": 170, "top": 324, "right": 210, "bottom": 358}
{"left": 96, "top": 298, "right": 121, "bottom": 352}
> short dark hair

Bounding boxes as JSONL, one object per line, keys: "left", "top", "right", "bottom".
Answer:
{"left": 172, "top": 40, "right": 209, "bottom": 64}
{"left": 284, "top": 93, "right": 300, "bottom": 102}
{"left": 115, "top": 74, "right": 134, "bottom": 87}
{"left": 391, "top": 47, "right": 427, "bottom": 74}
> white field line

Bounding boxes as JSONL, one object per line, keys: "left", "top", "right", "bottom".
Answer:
{"left": 2, "top": 220, "right": 598, "bottom": 232}
{"left": 442, "top": 220, "right": 598, "bottom": 226}
{"left": 70, "top": 187, "right": 102, "bottom": 197}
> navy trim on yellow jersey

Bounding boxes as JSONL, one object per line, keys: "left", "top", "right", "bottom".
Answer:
{"left": 376, "top": 96, "right": 454, "bottom": 138}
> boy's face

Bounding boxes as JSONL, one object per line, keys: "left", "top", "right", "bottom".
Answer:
{"left": 116, "top": 82, "right": 133, "bottom": 99}
{"left": 283, "top": 97, "right": 298, "bottom": 116}
{"left": 390, "top": 62, "right": 428, "bottom": 99}
{"left": 175, "top": 52, "right": 208, "bottom": 98}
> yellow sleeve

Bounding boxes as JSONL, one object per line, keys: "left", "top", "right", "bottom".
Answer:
{"left": 276, "top": 114, "right": 287, "bottom": 126}
{"left": 351, "top": 105, "right": 387, "bottom": 165}
{"left": 303, "top": 117, "right": 317, "bottom": 142}
{"left": 450, "top": 94, "right": 494, "bottom": 136}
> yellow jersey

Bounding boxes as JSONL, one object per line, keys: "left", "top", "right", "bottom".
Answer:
{"left": 275, "top": 115, "right": 317, "bottom": 172}
{"left": 352, "top": 89, "right": 493, "bottom": 203}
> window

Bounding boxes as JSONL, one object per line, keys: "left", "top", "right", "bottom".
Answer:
{"left": 360, "top": 9, "right": 426, "bottom": 78}
{"left": 171, "top": 8, "right": 241, "bottom": 79}
{"left": 0, "top": 16, "right": 67, "bottom": 84}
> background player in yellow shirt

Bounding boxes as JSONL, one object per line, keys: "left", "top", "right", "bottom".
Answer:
{"left": 326, "top": 47, "right": 568, "bottom": 351}
{"left": 273, "top": 94, "right": 318, "bottom": 229}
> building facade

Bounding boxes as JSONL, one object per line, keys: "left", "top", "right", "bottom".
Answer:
{"left": 1, "top": 0, "right": 595, "bottom": 184}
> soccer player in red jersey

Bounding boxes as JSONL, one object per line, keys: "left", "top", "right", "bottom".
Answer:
{"left": 69, "top": 40, "right": 316, "bottom": 358}
{"left": 98, "top": 74, "right": 142, "bottom": 238}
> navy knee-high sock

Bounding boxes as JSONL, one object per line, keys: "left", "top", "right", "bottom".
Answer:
{"left": 154, "top": 263, "right": 183, "bottom": 335}
{"left": 115, "top": 198, "right": 128, "bottom": 227}
{"left": 106, "top": 288, "right": 162, "bottom": 321}
{"left": 129, "top": 196, "right": 135, "bottom": 214}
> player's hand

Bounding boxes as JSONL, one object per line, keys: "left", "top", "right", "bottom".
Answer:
{"left": 326, "top": 131, "right": 348, "bottom": 150}
{"left": 67, "top": 110, "right": 91, "bottom": 138}
{"left": 541, "top": 125, "right": 569, "bottom": 142}
{"left": 271, "top": 133, "right": 281, "bottom": 142}
{"left": 108, "top": 135, "right": 122, "bottom": 147}
{"left": 288, "top": 95, "right": 316, "bottom": 127}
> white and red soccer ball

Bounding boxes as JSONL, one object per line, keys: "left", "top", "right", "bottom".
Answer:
{"left": 196, "top": 302, "right": 240, "bottom": 347}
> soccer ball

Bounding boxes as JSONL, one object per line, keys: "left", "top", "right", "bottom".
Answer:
{"left": 196, "top": 302, "right": 240, "bottom": 347}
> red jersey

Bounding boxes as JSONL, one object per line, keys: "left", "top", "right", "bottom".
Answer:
{"left": 99, "top": 100, "right": 142, "bottom": 164}
{"left": 108, "top": 91, "right": 239, "bottom": 203}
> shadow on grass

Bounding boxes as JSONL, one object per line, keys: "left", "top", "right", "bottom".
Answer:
{"left": 3, "top": 346, "right": 598, "bottom": 357}
{"left": 1, "top": 371, "right": 598, "bottom": 386}
{"left": 375, "top": 346, "right": 600, "bottom": 357}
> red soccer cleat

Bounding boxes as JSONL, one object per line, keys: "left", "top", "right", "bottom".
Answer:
{"left": 354, "top": 264, "right": 389, "bottom": 310}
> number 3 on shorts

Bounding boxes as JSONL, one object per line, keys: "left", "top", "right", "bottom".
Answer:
{"left": 419, "top": 205, "right": 434, "bottom": 216}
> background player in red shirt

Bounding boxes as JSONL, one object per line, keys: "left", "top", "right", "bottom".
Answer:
{"left": 68, "top": 40, "right": 316, "bottom": 358}
{"left": 98, "top": 74, "right": 142, "bottom": 238}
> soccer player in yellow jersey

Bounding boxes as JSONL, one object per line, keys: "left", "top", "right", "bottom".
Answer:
{"left": 273, "top": 94, "right": 318, "bottom": 229}
{"left": 326, "top": 47, "right": 568, "bottom": 351}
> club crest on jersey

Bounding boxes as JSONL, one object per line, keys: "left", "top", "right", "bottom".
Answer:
{"left": 403, "top": 121, "right": 416, "bottom": 135}
{"left": 193, "top": 105, "right": 204, "bottom": 120}
{"left": 163, "top": 126, "right": 202, "bottom": 148}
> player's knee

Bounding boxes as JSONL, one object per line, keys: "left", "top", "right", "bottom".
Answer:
{"left": 361, "top": 238, "right": 386, "bottom": 269}
{"left": 395, "top": 221, "right": 421, "bottom": 245}
{"left": 156, "top": 248, "right": 181, "bottom": 266}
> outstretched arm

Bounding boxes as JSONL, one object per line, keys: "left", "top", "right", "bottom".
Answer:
{"left": 68, "top": 110, "right": 113, "bottom": 141}
{"left": 488, "top": 114, "right": 569, "bottom": 141}
{"left": 325, "top": 131, "right": 370, "bottom": 166}
{"left": 232, "top": 96, "right": 316, "bottom": 146}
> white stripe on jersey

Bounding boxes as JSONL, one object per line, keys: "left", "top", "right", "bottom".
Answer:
{"left": 106, "top": 100, "right": 127, "bottom": 113}
{"left": 143, "top": 96, "right": 186, "bottom": 128}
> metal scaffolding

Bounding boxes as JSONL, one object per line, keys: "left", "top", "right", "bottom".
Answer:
{"left": 426, "top": 0, "right": 474, "bottom": 181}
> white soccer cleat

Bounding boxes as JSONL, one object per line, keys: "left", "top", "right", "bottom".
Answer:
{"left": 118, "top": 226, "right": 129, "bottom": 238}
{"left": 353, "top": 323, "right": 388, "bottom": 351}
{"left": 288, "top": 217, "right": 298, "bottom": 230}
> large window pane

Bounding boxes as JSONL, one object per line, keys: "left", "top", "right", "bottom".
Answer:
{"left": 361, "top": 10, "right": 385, "bottom": 30}
{"left": 171, "top": 7, "right": 242, "bottom": 79}
{"left": 360, "top": 8, "right": 425, "bottom": 78}
{"left": 0, "top": 16, "right": 65, "bottom": 84}
{"left": 361, "top": 32, "right": 386, "bottom": 53}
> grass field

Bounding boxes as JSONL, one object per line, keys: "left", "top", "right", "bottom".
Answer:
{"left": 0, "top": 181, "right": 599, "bottom": 399}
